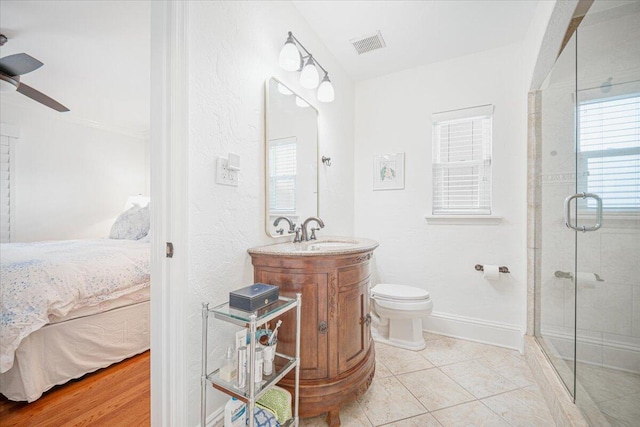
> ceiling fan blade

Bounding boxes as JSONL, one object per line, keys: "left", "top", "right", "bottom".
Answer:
{"left": 0, "top": 53, "right": 44, "bottom": 77}
{"left": 17, "top": 82, "right": 69, "bottom": 112}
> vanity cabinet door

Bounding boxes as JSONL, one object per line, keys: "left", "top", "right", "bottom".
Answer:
{"left": 337, "top": 279, "right": 371, "bottom": 374}
{"left": 256, "top": 269, "right": 329, "bottom": 380}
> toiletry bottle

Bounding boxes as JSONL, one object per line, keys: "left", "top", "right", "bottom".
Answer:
{"left": 224, "top": 397, "right": 246, "bottom": 427}
{"left": 219, "top": 346, "right": 237, "bottom": 383}
{"left": 254, "top": 347, "right": 264, "bottom": 384}
{"left": 237, "top": 346, "right": 247, "bottom": 388}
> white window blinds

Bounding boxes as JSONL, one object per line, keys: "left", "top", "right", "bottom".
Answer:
{"left": 269, "top": 137, "right": 297, "bottom": 214}
{"left": 432, "top": 105, "right": 493, "bottom": 215}
{"left": 578, "top": 94, "right": 640, "bottom": 212}
{"left": 0, "top": 136, "right": 11, "bottom": 242}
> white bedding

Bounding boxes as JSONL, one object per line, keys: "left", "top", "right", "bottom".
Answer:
{"left": 0, "top": 239, "right": 150, "bottom": 373}
{"left": 49, "top": 286, "right": 150, "bottom": 325}
{"left": 0, "top": 301, "right": 150, "bottom": 402}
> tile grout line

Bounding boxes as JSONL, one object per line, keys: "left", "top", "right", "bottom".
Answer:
{"left": 419, "top": 352, "right": 526, "bottom": 425}
{"left": 380, "top": 371, "right": 444, "bottom": 427}
{"left": 475, "top": 398, "right": 517, "bottom": 427}
{"left": 361, "top": 335, "right": 553, "bottom": 427}
{"left": 439, "top": 354, "right": 524, "bottom": 395}
{"left": 353, "top": 398, "right": 375, "bottom": 427}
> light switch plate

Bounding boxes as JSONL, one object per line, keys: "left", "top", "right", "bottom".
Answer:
{"left": 216, "top": 157, "right": 238, "bottom": 186}
{"left": 227, "top": 152, "right": 240, "bottom": 171}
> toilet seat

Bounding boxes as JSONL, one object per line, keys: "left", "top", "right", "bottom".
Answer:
{"left": 371, "top": 283, "right": 430, "bottom": 301}
{"left": 374, "top": 297, "right": 433, "bottom": 312}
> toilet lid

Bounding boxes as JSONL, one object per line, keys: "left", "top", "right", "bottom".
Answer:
{"left": 371, "top": 284, "right": 430, "bottom": 301}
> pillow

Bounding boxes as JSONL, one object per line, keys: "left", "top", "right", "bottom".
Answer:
{"left": 109, "top": 204, "right": 150, "bottom": 240}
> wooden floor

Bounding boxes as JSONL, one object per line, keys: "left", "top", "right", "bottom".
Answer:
{"left": 0, "top": 351, "right": 150, "bottom": 427}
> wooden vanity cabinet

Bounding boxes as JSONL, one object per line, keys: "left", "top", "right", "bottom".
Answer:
{"left": 337, "top": 274, "right": 371, "bottom": 373}
{"left": 257, "top": 269, "right": 329, "bottom": 380}
{"left": 249, "top": 249, "right": 376, "bottom": 427}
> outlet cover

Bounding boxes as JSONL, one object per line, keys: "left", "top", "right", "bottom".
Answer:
{"left": 216, "top": 157, "right": 238, "bottom": 186}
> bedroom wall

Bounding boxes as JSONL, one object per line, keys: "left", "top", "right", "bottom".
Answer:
{"left": 185, "top": 2, "right": 355, "bottom": 424}
{"left": 0, "top": 101, "right": 149, "bottom": 242}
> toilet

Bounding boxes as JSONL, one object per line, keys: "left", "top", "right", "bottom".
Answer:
{"left": 370, "top": 283, "right": 433, "bottom": 351}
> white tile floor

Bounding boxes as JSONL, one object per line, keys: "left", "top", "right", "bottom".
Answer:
{"left": 576, "top": 362, "right": 640, "bottom": 427}
{"left": 300, "top": 332, "right": 556, "bottom": 427}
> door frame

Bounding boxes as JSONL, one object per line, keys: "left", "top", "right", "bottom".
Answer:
{"left": 150, "top": 1, "right": 189, "bottom": 425}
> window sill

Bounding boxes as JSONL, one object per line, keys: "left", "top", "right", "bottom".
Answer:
{"left": 424, "top": 215, "right": 503, "bottom": 225}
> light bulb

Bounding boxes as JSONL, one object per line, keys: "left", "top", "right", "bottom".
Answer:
{"left": 278, "top": 35, "right": 301, "bottom": 71}
{"left": 277, "top": 83, "right": 293, "bottom": 95}
{"left": 295, "top": 96, "right": 310, "bottom": 108}
{"left": 300, "top": 56, "right": 319, "bottom": 89}
{"left": 317, "top": 74, "right": 335, "bottom": 103}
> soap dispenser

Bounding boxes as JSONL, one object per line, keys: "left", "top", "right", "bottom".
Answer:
{"left": 219, "top": 346, "right": 237, "bottom": 383}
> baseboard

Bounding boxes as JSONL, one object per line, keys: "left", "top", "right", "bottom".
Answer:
{"left": 204, "top": 406, "right": 224, "bottom": 427}
{"left": 423, "top": 311, "right": 524, "bottom": 352}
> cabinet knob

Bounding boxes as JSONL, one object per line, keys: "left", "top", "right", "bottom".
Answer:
{"left": 318, "top": 321, "right": 328, "bottom": 334}
{"left": 360, "top": 314, "right": 372, "bottom": 326}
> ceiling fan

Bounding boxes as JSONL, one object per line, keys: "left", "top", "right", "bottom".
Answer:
{"left": 0, "top": 34, "right": 69, "bottom": 112}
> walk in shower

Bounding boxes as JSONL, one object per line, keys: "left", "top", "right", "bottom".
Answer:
{"left": 534, "top": 1, "right": 640, "bottom": 425}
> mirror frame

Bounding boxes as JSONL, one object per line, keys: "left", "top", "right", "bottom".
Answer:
{"left": 264, "top": 77, "right": 320, "bottom": 238}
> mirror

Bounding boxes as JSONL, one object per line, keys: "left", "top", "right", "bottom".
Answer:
{"left": 265, "top": 77, "right": 319, "bottom": 237}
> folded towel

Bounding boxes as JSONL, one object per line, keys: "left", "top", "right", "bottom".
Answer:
{"left": 253, "top": 407, "right": 279, "bottom": 427}
{"left": 256, "top": 386, "right": 292, "bottom": 424}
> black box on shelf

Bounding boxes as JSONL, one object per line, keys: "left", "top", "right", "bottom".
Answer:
{"left": 229, "top": 283, "right": 279, "bottom": 312}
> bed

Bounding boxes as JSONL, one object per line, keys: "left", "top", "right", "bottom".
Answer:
{"left": 0, "top": 238, "right": 150, "bottom": 402}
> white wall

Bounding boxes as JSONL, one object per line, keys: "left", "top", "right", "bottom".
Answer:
{"left": 354, "top": 43, "right": 529, "bottom": 350}
{"left": 185, "top": 2, "right": 355, "bottom": 424}
{"left": 0, "top": 101, "right": 148, "bottom": 242}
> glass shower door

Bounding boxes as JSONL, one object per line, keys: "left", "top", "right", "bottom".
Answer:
{"left": 537, "top": 2, "right": 640, "bottom": 425}
{"left": 536, "top": 31, "right": 578, "bottom": 398}
{"left": 573, "top": 2, "right": 640, "bottom": 425}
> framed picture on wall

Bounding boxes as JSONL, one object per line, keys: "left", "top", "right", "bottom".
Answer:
{"left": 373, "top": 153, "right": 405, "bottom": 190}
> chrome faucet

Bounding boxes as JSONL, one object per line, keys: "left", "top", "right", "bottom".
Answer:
{"left": 273, "top": 216, "right": 302, "bottom": 242}
{"left": 301, "top": 217, "right": 325, "bottom": 242}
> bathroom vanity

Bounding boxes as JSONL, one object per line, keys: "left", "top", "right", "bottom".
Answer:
{"left": 248, "top": 237, "right": 378, "bottom": 426}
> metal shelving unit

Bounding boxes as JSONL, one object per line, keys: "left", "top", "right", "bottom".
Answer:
{"left": 201, "top": 294, "right": 301, "bottom": 427}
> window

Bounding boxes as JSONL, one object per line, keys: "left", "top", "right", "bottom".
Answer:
{"left": 0, "top": 134, "right": 14, "bottom": 243}
{"left": 432, "top": 105, "right": 493, "bottom": 215}
{"left": 269, "top": 137, "right": 297, "bottom": 214}
{"left": 578, "top": 94, "right": 640, "bottom": 212}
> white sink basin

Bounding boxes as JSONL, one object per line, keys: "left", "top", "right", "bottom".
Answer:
{"left": 307, "top": 240, "right": 358, "bottom": 251}
{"left": 248, "top": 236, "right": 379, "bottom": 257}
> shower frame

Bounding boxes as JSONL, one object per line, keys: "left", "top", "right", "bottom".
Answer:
{"left": 527, "top": 1, "right": 640, "bottom": 426}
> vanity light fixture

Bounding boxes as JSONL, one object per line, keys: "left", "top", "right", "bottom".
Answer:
{"left": 278, "top": 33, "right": 301, "bottom": 71}
{"left": 278, "top": 31, "right": 335, "bottom": 103}
{"left": 300, "top": 56, "right": 320, "bottom": 89}
{"left": 317, "top": 73, "right": 335, "bottom": 103}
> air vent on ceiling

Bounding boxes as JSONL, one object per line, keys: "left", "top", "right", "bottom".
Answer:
{"left": 351, "top": 31, "right": 386, "bottom": 55}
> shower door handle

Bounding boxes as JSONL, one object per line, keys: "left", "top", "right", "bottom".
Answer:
{"left": 564, "top": 192, "right": 603, "bottom": 232}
